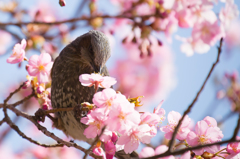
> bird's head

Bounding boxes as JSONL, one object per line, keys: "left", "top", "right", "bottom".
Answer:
{"left": 65, "top": 30, "right": 111, "bottom": 73}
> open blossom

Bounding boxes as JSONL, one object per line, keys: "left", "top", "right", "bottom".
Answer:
{"left": 186, "top": 119, "right": 223, "bottom": 155}
{"left": 0, "top": 30, "right": 11, "bottom": 55}
{"left": 161, "top": 111, "right": 191, "bottom": 141}
{"left": 80, "top": 109, "right": 108, "bottom": 139}
{"left": 219, "top": 0, "right": 239, "bottom": 30}
{"left": 192, "top": 20, "right": 224, "bottom": 46}
{"left": 27, "top": 52, "right": 53, "bottom": 83}
{"left": 227, "top": 136, "right": 240, "bottom": 154}
{"left": 79, "top": 73, "right": 117, "bottom": 90}
{"left": 117, "top": 124, "right": 152, "bottom": 154}
{"left": 139, "top": 145, "right": 175, "bottom": 159}
{"left": 106, "top": 101, "right": 141, "bottom": 134}
{"left": 177, "top": 36, "right": 210, "bottom": 56}
{"left": 92, "top": 88, "right": 126, "bottom": 114}
{"left": 7, "top": 39, "right": 26, "bottom": 64}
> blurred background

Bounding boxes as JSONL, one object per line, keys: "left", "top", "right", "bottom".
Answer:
{"left": 0, "top": 0, "right": 240, "bottom": 158}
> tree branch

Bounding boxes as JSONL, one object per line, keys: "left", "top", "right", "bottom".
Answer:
{"left": 0, "top": 14, "right": 163, "bottom": 26}
{"left": 4, "top": 104, "right": 100, "bottom": 158}
{"left": 168, "top": 38, "right": 224, "bottom": 151}
{"left": 142, "top": 139, "right": 240, "bottom": 159}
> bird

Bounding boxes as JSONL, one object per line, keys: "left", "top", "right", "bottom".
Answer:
{"left": 51, "top": 30, "right": 138, "bottom": 158}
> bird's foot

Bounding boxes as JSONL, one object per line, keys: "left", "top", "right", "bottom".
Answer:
{"left": 34, "top": 108, "right": 46, "bottom": 122}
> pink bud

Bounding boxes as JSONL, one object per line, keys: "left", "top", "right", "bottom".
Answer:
{"left": 111, "top": 132, "right": 118, "bottom": 143}
{"left": 104, "top": 140, "right": 116, "bottom": 157}
{"left": 92, "top": 147, "right": 106, "bottom": 159}
{"left": 59, "top": 0, "right": 66, "bottom": 7}
{"left": 42, "top": 103, "right": 48, "bottom": 110}
{"left": 22, "top": 81, "right": 31, "bottom": 89}
{"left": 36, "top": 85, "right": 45, "bottom": 94}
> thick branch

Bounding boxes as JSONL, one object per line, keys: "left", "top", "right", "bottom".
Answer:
{"left": 168, "top": 38, "right": 224, "bottom": 151}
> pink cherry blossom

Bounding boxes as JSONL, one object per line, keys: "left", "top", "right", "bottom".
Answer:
{"left": 139, "top": 147, "right": 155, "bottom": 158}
{"left": 110, "top": 44, "right": 175, "bottom": 103}
{"left": 153, "top": 100, "right": 166, "bottom": 122}
{"left": 139, "top": 145, "right": 175, "bottom": 159}
{"left": 92, "top": 88, "right": 121, "bottom": 114}
{"left": 227, "top": 137, "right": 240, "bottom": 154}
{"left": 106, "top": 102, "right": 141, "bottom": 134}
{"left": 79, "top": 73, "right": 117, "bottom": 90}
{"left": 27, "top": 52, "right": 53, "bottom": 83}
{"left": 186, "top": 120, "right": 223, "bottom": 155}
{"left": 117, "top": 124, "right": 152, "bottom": 154}
{"left": 219, "top": 0, "right": 239, "bottom": 30}
{"left": 80, "top": 109, "right": 108, "bottom": 139}
{"left": 175, "top": 9, "right": 195, "bottom": 28}
{"left": 7, "top": 39, "right": 26, "bottom": 64}
{"left": 0, "top": 30, "right": 11, "bottom": 55}
{"left": 93, "top": 146, "right": 106, "bottom": 159}
{"left": 161, "top": 111, "right": 191, "bottom": 141}
{"left": 192, "top": 20, "right": 224, "bottom": 46}
{"left": 177, "top": 36, "right": 210, "bottom": 56}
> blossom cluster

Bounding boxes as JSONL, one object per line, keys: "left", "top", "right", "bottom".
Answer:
{"left": 110, "top": 0, "right": 238, "bottom": 56}
{"left": 79, "top": 73, "right": 166, "bottom": 157}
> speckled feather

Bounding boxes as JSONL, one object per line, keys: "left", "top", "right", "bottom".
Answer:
{"left": 51, "top": 30, "right": 110, "bottom": 142}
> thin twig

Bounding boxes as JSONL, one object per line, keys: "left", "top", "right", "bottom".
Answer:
{"left": 231, "top": 113, "right": 240, "bottom": 140}
{"left": 83, "top": 126, "right": 106, "bottom": 159}
{"left": 3, "top": 112, "right": 64, "bottom": 148}
{"left": 5, "top": 105, "right": 99, "bottom": 158}
{"left": 0, "top": 14, "right": 163, "bottom": 26}
{"left": 168, "top": 38, "right": 224, "bottom": 151}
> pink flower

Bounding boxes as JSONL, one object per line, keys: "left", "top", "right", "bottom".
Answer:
{"left": 27, "top": 52, "right": 53, "bottom": 83}
{"left": 160, "top": 111, "right": 191, "bottom": 141}
{"left": 80, "top": 109, "right": 108, "bottom": 139}
{"left": 177, "top": 36, "right": 210, "bottom": 56}
{"left": 139, "top": 145, "right": 175, "bottom": 159}
{"left": 192, "top": 20, "right": 224, "bottom": 46}
{"left": 117, "top": 124, "right": 152, "bottom": 154}
{"left": 186, "top": 120, "right": 223, "bottom": 155}
{"left": 104, "top": 140, "right": 116, "bottom": 159}
{"left": 7, "top": 39, "right": 26, "bottom": 64}
{"left": 92, "top": 88, "right": 121, "bottom": 114}
{"left": 227, "top": 137, "right": 240, "bottom": 154}
{"left": 0, "top": 30, "right": 11, "bottom": 55}
{"left": 153, "top": 100, "right": 166, "bottom": 122}
{"left": 175, "top": 9, "right": 195, "bottom": 28}
{"left": 79, "top": 73, "right": 117, "bottom": 91}
{"left": 219, "top": 0, "right": 239, "bottom": 30}
{"left": 106, "top": 101, "right": 141, "bottom": 134}
{"left": 93, "top": 146, "right": 106, "bottom": 159}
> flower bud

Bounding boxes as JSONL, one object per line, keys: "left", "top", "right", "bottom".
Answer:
{"left": 42, "top": 103, "right": 49, "bottom": 110}
{"left": 202, "top": 152, "right": 214, "bottom": 159}
{"left": 36, "top": 85, "right": 45, "bottom": 94}
{"left": 111, "top": 132, "right": 118, "bottom": 143}
{"left": 59, "top": 0, "right": 66, "bottom": 7}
